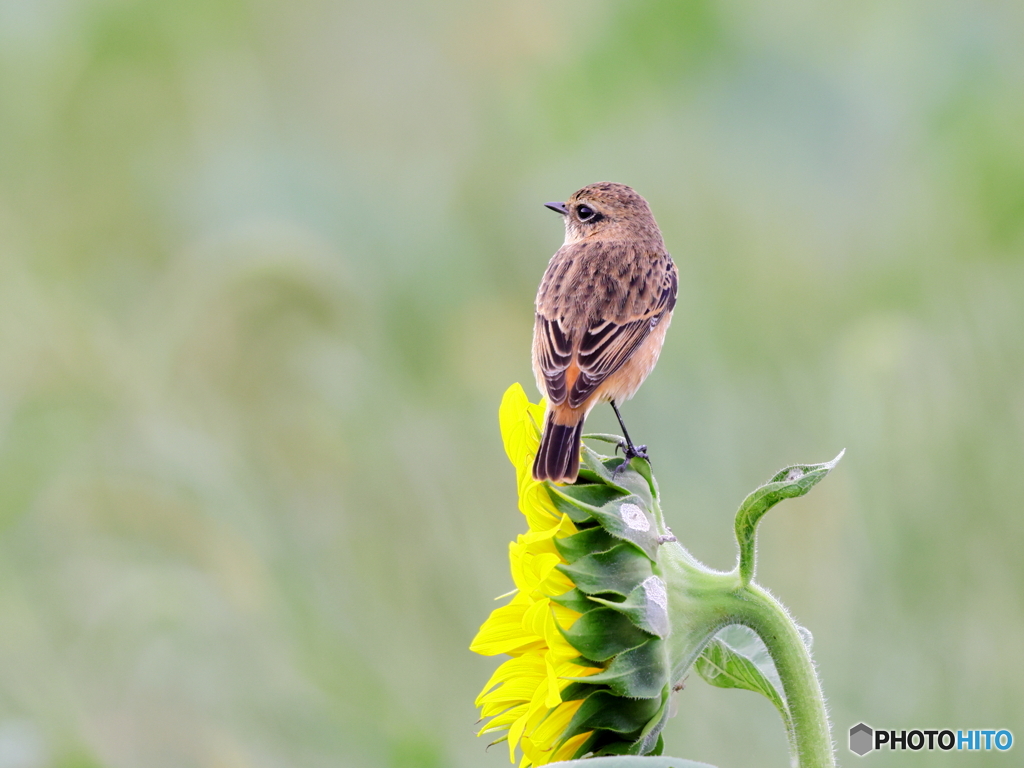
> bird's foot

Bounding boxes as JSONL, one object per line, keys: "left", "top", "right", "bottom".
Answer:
{"left": 614, "top": 440, "right": 649, "bottom": 474}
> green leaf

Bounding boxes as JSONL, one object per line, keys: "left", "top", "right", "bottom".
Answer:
{"left": 558, "top": 543, "right": 653, "bottom": 597}
{"left": 561, "top": 607, "right": 653, "bottom": 661}
{"left": 549, "top": 756, "right": 716, "bottom": 767}
{"left": 734, "top": 450, "right": 844, "bottom": 584}
{"left": 574, "top": 639, "right": 669, "bottom": 698}
{"left": 694, "top": 626, "right": 788, "bottom": 724}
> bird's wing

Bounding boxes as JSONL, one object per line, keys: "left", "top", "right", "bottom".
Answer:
{"left": 534, "top": 313, "right": 573, "bottom": 406}
{"left": 566, "top": 266, "right": 678, "bottom": 409}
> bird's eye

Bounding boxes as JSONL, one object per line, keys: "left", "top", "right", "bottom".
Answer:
{"left": 577, "top": 205, "right": 597, "bottom": 222}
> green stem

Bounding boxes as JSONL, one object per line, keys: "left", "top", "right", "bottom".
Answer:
{"left": 737, "top": 521, "right": 757, "bottom": 586}
{"left": 658, "top": 533, "right": 835, "bottom": 767}
{"left": 732, "top": 582, "right": 836, "bottom": 768}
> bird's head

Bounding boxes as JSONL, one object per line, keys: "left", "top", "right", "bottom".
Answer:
{"left": 546, "top": 182, "right": 661, "bottom": 245}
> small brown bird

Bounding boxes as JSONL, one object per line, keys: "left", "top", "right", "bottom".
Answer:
{"left": 532, "top": 182, "right": 678, "bottom": 484}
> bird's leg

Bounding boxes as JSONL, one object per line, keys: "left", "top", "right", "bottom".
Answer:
{"left": 610, "top": 401, "right": 649, "bottom": 472}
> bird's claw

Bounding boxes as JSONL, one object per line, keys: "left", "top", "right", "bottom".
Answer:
{"left": 627, "top": 444, "right": 649, "bottom": 461}
{"left": 613, "top": 442, "right": 649, "bottom": 474}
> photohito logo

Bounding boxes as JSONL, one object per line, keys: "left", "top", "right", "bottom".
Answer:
{"left": 849, "top": 723, "right": 1013, "bottom": 756}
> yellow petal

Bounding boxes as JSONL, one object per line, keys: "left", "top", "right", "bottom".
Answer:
{"left": 526, "top": 552, "right": 563, "bottom": 590}
{"left": 476, "top": 655, "right": 546, "bottom": 704}
{"left": 538, "top": 567, "right": 575, "bottom": 599}
{"left": 478, "top": 702, "right": 528, "bottom": 734}
{"left": 519, "top": 527, "right": 560, "bottom": 555}
{"left": 470, "top": 599, "right": 537, "bottom": 656}
{"left": 519, "top": 700, "right": 587, "bottom": 767}
{"left": 479, "top": 674, "right": 547, "bottom": 713}
{"left": 500, "top": 384, "right": 543, "bottom": 469}
{"left": 544, "top": 627, "right": 581, "bottom": 661}
{"left": 510, "top": 538, "right": 572, "bottom": 599}
{"left": 552, "top": 655, "right": 600, "bottom": 678}
{"left": 542, "top": 654, "right": 564, "bottom": 709}
{"left": 532, "top": 699, "right": 583, "bottom": 750}
{"left": 550, "top": 601, "right": 582, "bottom": 630}
{"left": 519, "top": 481, "right": 561, "bottom": 525}
{"left": 507, "top": 707, "right": 530, "bottom": 762}
{"left": 521, "top": 597, "right": 555, "bottom": 640}
{"left": 476, "top": 385, "right": 603, "bottom": 767}
{"left": 549, "top": 729, "right": 592, "bottom": 764}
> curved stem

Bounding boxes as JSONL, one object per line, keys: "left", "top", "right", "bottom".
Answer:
{"left": 732, "top": 583, "right": 836, "bottom": 768}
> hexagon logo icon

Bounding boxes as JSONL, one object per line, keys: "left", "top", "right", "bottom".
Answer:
{"left": 849, "top": 722, "right": 874, "bottom": 756}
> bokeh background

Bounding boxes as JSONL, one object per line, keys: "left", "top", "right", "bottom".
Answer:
{"left": 1, "top": 0, "right": 1023, "bottom": 766}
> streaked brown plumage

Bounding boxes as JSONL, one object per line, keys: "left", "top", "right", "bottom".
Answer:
{"left": 532, "top": 182, "right": 678, "bottom": 484}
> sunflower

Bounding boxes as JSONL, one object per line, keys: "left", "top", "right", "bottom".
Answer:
{"left": 470, "top": 384, "right": 601, "bottom": 767}
{"left": 471, "top": 385, "right": 844, "bottom": 768}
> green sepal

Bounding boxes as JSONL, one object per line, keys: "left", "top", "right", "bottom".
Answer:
{"left": 560, "top": 607, "right": 653, "bottom": 662}
{"left": 560, "top": 690, "right": 663, "bottom": 742}
{"left": 735, "top": 450, "right": 844, "bottom": 584}
{"left": 572, "top": 638, "right": 669, "bottom": 699}
{"left": 628, "top": 687, "right": 671, "bottom": 756}
{"left": 559, "top": 681, "right": 602, "bottom": 702}
{"left": 695, "top": 627, "right": 788, "bottom": 724}
{"left": 575, "top": 467, "right": 610, "bottom": 485}
{"left": 583, "top": 692, "right": 671, "bottom": 757}
{"left": 575, "top": 699, "right": 669, "bottom": 759}
{"left": 550, "top": 588, "right": 601, "bottom": 614}
{"left": 592, "top": 740, "right": 634, "bottom": 756}
{"left": 588, "top": 576, "right": 669, "bottom": 638}
{"left": 584, "top": 494, "right": 661, "bottom": 561}
{"left": 551, "top": 482, "right": 626, "bottom": 513}
{"left": 652, "top": 733, "right": 665, "bottom": 756}
{"left": 574, "top": 437, "right": 625, "bottom": 486}
{"left": 557, "top": 543, "right": 653, "bottom": 597}
{"left": 568, "top": 655, "right": 604, "bottom": 668}
{"left": 579, "top": 445, "right": 655, "bottom": 509}
{"left": 549, "top": 489, "right": 599, "bottom": 524}
{"left": 579, "top": 445, "right": 630, "bottom": 491}
{"left": 555, "top": 526, "right": 618, "bottom": 563}
{"left": 629, "top": 456, "right": 658, "bottom": 500}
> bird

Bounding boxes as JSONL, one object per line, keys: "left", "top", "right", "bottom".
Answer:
{"left": 532, "top": 182, "right": 678, "bottom": 484}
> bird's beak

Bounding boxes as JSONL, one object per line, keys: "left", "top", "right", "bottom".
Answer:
{"left": 544, "top": 201, "right": 570, "bottom": 215}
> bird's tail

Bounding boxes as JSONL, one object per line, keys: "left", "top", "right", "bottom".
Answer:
{"left": 533, "top": 410, "right": 584, "bottom": 484}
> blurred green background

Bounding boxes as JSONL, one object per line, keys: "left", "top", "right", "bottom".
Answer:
{"left": 1, "top": 0, "right": 1023, "bottom": 766}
